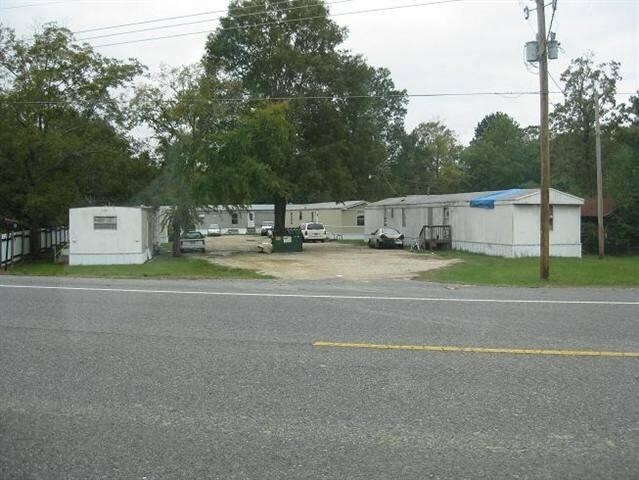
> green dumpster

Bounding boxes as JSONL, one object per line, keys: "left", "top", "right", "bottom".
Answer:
{"left": 271, "top": 228, "right": 303, "bottom": 253}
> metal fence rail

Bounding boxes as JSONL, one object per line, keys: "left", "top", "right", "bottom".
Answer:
{"left": 418, "top": 225, "right": 452, "bottom": 250}
{"left": 1, "top": 227, "right": 68, "bottom": 268}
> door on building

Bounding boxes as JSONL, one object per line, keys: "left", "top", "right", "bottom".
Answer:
{"left": 247, "top": 212, "right": 255, "bottom": 229}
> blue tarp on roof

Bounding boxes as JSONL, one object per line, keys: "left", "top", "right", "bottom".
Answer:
{"left": 469, "top": 189, "right": 523, "bottom": 209}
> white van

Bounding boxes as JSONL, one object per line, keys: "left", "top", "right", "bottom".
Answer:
{"left": 299, "top": 223, "right": 326, "bottom": 242}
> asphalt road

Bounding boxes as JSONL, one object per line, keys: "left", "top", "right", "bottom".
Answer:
{"left": 1, "top": 276, "right": 638, "bottom": 479}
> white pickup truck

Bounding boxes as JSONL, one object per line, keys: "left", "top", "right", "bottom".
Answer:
{"left": 260, "top": 221, "right": 274, "bottom": 236}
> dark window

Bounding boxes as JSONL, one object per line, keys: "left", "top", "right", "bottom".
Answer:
{"left": 401, "top": 208, "right": 406, "bottom": 227}
{"left": 184, "top": 232, "right": 203, "bottom": 239}
{"left": 549, "top": 205, "right": 554, "bottom": 230}
{"left": 391, "top": 208, "right": 394, "bottom": 218}
{"left": 356, "top": 214, "right": 365, "bottom": 226}
{"left": 249, "top": 212, "right": 254, "bottom": 221}
{"left": 231, "top": 212, "right": 238, "bottom": 225}
{"left": 94, "top": 216, "right": 117, "bottom": 230}
{"left": 299, "top": 211, "right": 303, "bottom": 220}
{"left": 307, "top": 223, "right": 324, "bottom": 230}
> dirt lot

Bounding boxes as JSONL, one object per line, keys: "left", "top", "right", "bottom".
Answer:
{"left": 204, "top": 235, "right": 454, "bottom": 281}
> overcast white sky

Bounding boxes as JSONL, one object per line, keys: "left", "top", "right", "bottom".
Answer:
{"left": 2, "top": 0, "right": 637, "bottom": 143}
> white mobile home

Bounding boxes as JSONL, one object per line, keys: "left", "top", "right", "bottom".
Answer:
{"left": 69, "top": 206, "right": 156, "bottom": 265}
{"left": 285, "top": 201, "right": 368, "bottom": 239}
{"left": 365, "top": 188, "right": 584, "bottom": 258}
{"left": 196, "top": 204, "right": 274, "bottom": 235}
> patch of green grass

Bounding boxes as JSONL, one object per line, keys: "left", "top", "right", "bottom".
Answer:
{"left": 6, "top": 254, "right": 271, "bottom": 280}
{"left": 416, "top": 251, "right": 639, "bottom": 287}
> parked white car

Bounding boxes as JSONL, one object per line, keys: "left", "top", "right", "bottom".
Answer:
{"left": 368, "top": 227, "right": 404, "bottom": 249}
{"left": 300, "top": 222, "right": 326, "bottom": 242}
{"left": 260, "top": 221, "right": 274, "bottom": 236}
{"left": 180, "top": 231, "right": 206, "bottom": 253}
{"left": 206, "top": 224, "right": 221, "bottom": 237}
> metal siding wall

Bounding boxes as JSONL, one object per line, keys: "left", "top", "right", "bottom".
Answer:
{"left": 364, "top": 208, "right": 385, "bottom": 235}
{"left": 70, "top": 207, "right": 144, "bottom": 256}
{"left": 254, "top": 211, "right": 275, "bottom": 228}
{"left": 450, "top": 205, "right": 514, "bottom": 247}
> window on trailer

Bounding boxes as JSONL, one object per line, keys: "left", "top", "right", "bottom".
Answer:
{"left": 231, "top": 212, "right": 238, "bottom": 225}
{"left": 94, "top": 216, "right": 117, "bottom": 230}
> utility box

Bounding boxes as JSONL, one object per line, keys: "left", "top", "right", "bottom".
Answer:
{"left": 548, "top": 40, "right": 560, "bottom": 59}
{"left": 525, "top": 41, "right": 539, "bottom": 62}
{"left": 271, "top": 228, "right": 303, "bottom": 253}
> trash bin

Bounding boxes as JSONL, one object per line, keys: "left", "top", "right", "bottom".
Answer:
{"left": 271, "top": 227, "right": 303, "bottom": 252}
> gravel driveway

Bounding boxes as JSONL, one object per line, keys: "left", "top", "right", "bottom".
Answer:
{"left": 205, "top": 235, "right": 453, "bottom": 280}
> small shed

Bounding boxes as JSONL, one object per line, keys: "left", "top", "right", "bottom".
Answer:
{"left": 365, "top": 188, "right": 584, "bottom": 258}
{"left": 69, "top": 206, "right": 156, "bottom": 265}
{"left": 285, "top": 201, "right": 368, "bottom": 239}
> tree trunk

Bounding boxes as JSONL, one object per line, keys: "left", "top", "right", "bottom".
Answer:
{"left": 29, "top": 221, "right": 42, "bottom": 259}
{"left": 171, "top": 222, "right": 181, "bottom": 257}
{"left": 273, "top": 195, "right": 287, "bottom": 235}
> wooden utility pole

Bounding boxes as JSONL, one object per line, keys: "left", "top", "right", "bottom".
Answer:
{"left": 594, "top": 87, "right": 605, "bottom": 258}
{"left": 536, "top": 0, "right": 551, "bottom": 280}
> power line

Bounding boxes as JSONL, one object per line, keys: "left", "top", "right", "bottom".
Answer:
{"left": 548, "top": 70, "right": 565, "bottom": 96}
{"left": 3, "top": 90, "right": 616, "bottom": 106}
{"left": 75, "top": 0, "right": 356, "bottom": 36}
{"left": 4, "top": 91, "right": 635, "bottom": 105}
{"left": 0, "top": 0, "right": 82, "bottom": 10}
{"left": 77, "top": 0, "right": 358, "bottom": 42}
{"left": 92, "top": 0, "right": 465, "bottom": 48}
{"left": 546, "top": 0, "right": 557, "bottom": 41}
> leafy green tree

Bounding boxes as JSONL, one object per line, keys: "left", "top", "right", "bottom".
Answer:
{"left": 198, "top": 102, "right": 297, "bottom": 230}
{"left": 155, "top": 149, "right": 204, "bottom": 257}
{"left": 461, "top": 112, "right": 538, "bottom": 191}
{"left": 390, "top": 121, "right": 465, "bottom": 194}
{"left": 0, "top": 24, "right": 153, "bottom": 254}
{"left": 132, "top": 64, "right": 252, "bottom": 253}
{"left": 550, "top": 55, "right": 623, "bottom": 196}
{"left": 203, "top": 0, "right": 406, "bottom": 232}
{"left": 601, "top": 92, "right": 639, "bottom": 252}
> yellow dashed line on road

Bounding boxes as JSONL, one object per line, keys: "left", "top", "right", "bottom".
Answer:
{"left": 312, "top": 341, "right": 639, "bottom": 358}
